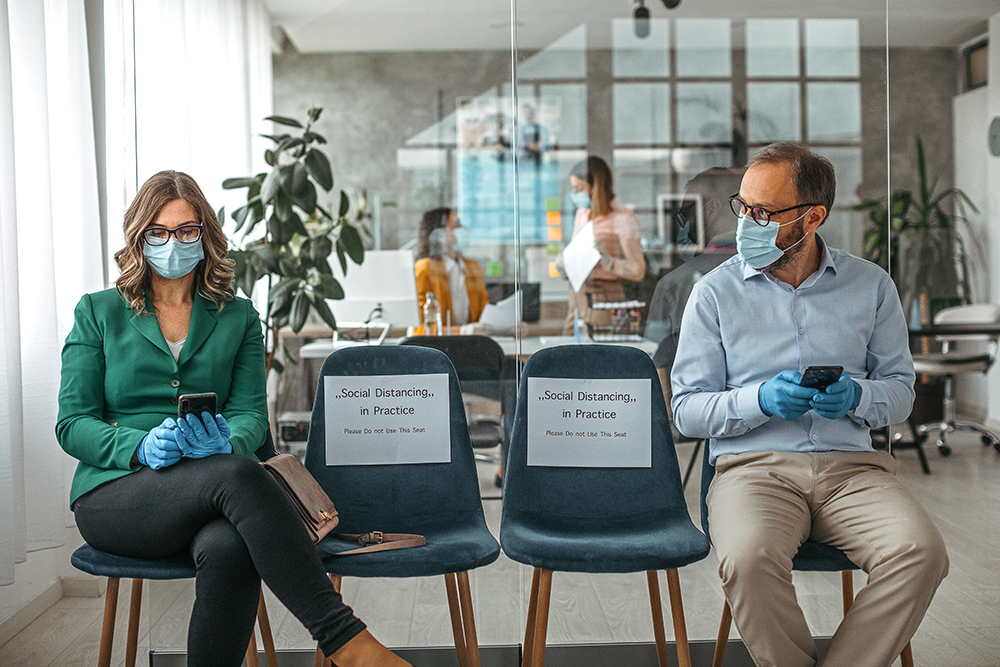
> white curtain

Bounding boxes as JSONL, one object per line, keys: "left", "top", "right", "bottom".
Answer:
{"left": 0, "top": 0, "right": 104, "bottom": 586}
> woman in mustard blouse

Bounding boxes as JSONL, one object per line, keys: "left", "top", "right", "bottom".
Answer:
{"left": 56, "top": 171, "right": 410, "bottom": 667}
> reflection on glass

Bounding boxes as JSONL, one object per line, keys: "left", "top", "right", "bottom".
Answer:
{"left": 807, "top": 82, "right": 861, "bottom": 142}
{"left": 676, "top": 82, "right": 732, "bottom": 143}
{"left": 815, "top": 146, "right": 863, "bottom": 209}
{"left": 540, "top": 83, "right": 587, "bottom": 146}
{"left": 805, "top": 19, "right": 860, "bottom": 77}
{"left": 613, "top": 148, "right": 674, "bottom": 238}
{"left": 614, "top": 83, "right": 671, "bottom": 145}
{"left": 746, "top": 19, "right": 800, "bottom": 77}
{"left": 517, "top": 24, "right": 587, "bottom": 79}
{"left": 612, "top": 18, "right": 670, "bottom": 77}
{"left": 747, "top": 82, "right": 801, "bottom": 143}
{"left": 675, "top": 19, "right": 731, "bottom": 77}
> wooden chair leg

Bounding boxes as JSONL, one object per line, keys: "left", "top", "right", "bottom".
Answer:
{"left": 98, "top": 578, "right": 120, "bottom": 667}
{"left": 457, "top": 571, "right": 482, "bottom": 667}
{"left": 529, "top": 569, "right": 553, "bottom": 667}
{"left": 646, "top": 571, "right": 669, "bottom": 667}
{"left": 841, "top": 571, "right": 854, "bottom": 615}
{"left": 901, "top": 641, "right": 914, "bottom": 667}
{"left": 246, "top": 626, "right": 260, "bottom": 667}
{"left": 666, "top": 569, "right": 692, "bottom": 667}
{"left": 125, "top": 579, "right": 143, "bottom": 667}
{"left": 445, "top": 572, "right": 469, "bottom": 667}
{"left": 257, "top": 590, "right": 278, "bottom": 667}
{"left": 331, "top": 574, "right": 342, "bottom": 594}
{"left": 713, "top": 601, "right": 732, "bottom": 667}
{"left": 522, "top": 568, "right": 541, "bottom": 667}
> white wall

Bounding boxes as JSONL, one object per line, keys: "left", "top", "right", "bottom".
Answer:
{"left": 986, "top": 12, "right": 1000, "bottom": 431}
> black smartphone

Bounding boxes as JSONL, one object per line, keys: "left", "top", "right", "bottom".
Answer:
{"left": 800, "top": 366, "right": 843, "bottom": 391}
{"left": 178, "top": 392, "right": 217, "bottom": 427}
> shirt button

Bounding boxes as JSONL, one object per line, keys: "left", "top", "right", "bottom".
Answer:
{"left": 170, "top": 379, "right": 180, "bottom": 388}
{"left": 798, "top": 328, "right": 805, "bottom": 335}
{"left": 795, "top": 290, "right": 801, "bottom": 295}
{"left": 812, "top": 434, "right": 818, "bottom": 440}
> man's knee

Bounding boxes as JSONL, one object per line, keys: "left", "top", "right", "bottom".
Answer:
{"left": 715, "top": 536, "right": 794, "bottom": 588}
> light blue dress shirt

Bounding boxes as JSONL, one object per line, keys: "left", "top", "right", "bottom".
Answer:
{"left": 670, "top": 236, "right": 915, "bottom": 464}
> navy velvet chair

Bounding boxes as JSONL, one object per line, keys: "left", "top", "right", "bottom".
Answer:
{"left": 500, "top": 345, "right": 711, "bottom": 667}
{"left": 70, "top": 433, "right": 280, "bottom": 667}
{"left": 698, "top": 444, "right": 914, "bottom": 667}
{"left": 306, "top": 345, "right": 501, "bottom": 667}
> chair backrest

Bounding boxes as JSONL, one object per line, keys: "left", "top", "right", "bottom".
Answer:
{"left": 501, "top": 345, "right": 689, "bottom": 531}
{"left": 399, "top": 335, "right": 505, "bottom": 402}
{"left": 304, "top": 345, "right": 486, "bottom": 534}
{"left": 933, "top": 303, "right": 1000, "bottom": 345}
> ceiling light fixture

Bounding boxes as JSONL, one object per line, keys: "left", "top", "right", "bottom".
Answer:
{"left": 634, "top": 0, "right": 651, "bottom": 38}
{"left": 661, "top": 0, "right": 681, "bottom": 8}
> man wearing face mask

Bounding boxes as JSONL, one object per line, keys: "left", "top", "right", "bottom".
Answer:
{"left": 671, "top": 143, "right": 947, "bottom": 667}
{"left": 414, "top": 207, "right": 491, "bottom": 334}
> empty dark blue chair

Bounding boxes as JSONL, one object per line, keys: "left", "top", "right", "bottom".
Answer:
{"left": 698, "top": 443, "right": 914, "bottom": 667}
{"left": 500, "top": 345, "right": 711, "bottom": 667}
{"left": 70, "top": 433, "right": 280, "bottom": 667}
{"left": 306, "top": 345, "right": 501, "bottom": 667}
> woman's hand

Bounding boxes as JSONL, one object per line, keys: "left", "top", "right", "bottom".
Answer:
{"left": 136, "top": 418, "right": 183, "bottom": 469}
{"left": 176, "top": 412, "right": 233, "bottom": 458}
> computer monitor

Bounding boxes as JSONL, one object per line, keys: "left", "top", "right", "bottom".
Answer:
{"left": 326, "top": 249, "right": 421, "bottom": 328}
{"left": 485, "top": 282, "right": 541, "bottom": 322}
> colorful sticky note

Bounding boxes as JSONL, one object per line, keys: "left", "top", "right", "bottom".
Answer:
{"left": 549, "top": 262, "right": 560, "bottom": 277}
{"left": 547, "top": 211, "right": 561, "bottom": 226}
{"left": 547, "top": 227, "right": 562, "bottom": 241}
{"left": 547, "top": 243, "right": 561, "bottom": 255}
{"left": 546, "top": 197, "right": 560, "bottom": 212}
{"left": 486, "top": 260, "right": 504, "bottom": 277}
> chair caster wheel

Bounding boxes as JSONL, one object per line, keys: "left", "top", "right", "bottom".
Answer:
{"left": 937, "top": 443, "right": 951, "bottom": 457}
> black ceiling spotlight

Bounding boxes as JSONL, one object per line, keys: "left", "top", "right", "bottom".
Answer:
{"left": 661, "top": 0, "right": 681, "bottom": 8}
{"left": 634, "top": 0, "right": 651, "bottom": 38}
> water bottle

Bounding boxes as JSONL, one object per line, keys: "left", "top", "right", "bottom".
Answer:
{"left": 423, "top": 292, "right": 443, "bottom": 336}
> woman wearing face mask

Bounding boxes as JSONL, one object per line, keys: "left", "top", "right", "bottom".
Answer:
{"left": 414, "top": 206, "right": 491, "bottom": 334}
{"left": 562, "top": 156, "right": 647, "bottom": 334}
{"left": 56, "top": 171, "right": 412, "bottom": 667}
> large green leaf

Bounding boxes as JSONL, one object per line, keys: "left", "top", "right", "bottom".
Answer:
{"left": 247, "top": 239, "right": 282, "bottom": 274}
{"left": 265, "top": 149, "right": 276, "bottom": 166}
{"left": 291, "top": 162, "right": 308, "bottom": 196}
{"left": 233, "top": 204, "right": 251, "bottom": 231}
{"left": 268, "top": 277, "right": 302, "bottom": 313}
{"left": 289, "top": 290, "right": 309, "bottom": 332}
{"left": 286, "top": 209, "right": 308, "bottom": 237}
{"left": 317, "top": 274, "right": 344, "bottom": 300}
{"left": 307, "top": 107, "right": 322, "bottom": 123}
{"left": 265, "top": 115, "right": 303, "bottom": 128}
{"left": 260, "top": 167, "right": 281, "bottom": 204}
{"left": 311, "top": 293, "right": 338, "bottom": 330}
{"left": 275, "top": 188, "right": 293, "bottom": 223}
{"left": 293, "top": 180, "right": 317, "bottom": 215}
{"left": 223, "top": 177, "right": 256, "bottom": 190}
{"left": 304, "top": 148, "right": 333, "bottom": 192}
{"left": 338, "top": 191, "right": 350, "bottom": 217}
{"left": 339, "top": 224, "right": 365, "bottom": 264}
{"left": 310, "top": 235, "right": 333, "bottom": 263}
{"left": 303, "top": 131, "right": 327, "bottom": 145}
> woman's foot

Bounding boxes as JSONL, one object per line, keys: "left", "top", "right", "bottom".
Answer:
{"left": 330, "top": 629, "right": 412, "bottom": 667}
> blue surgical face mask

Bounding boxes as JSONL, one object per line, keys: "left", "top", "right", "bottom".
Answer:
{"left": 144, "top": 238, "right": 205, "bottom": 279}
{"left": 571, "top": 191, "right": 592, "bottom": 210}
{"left": 451, "top": 226, "right": 470, "bottom": 252}
{"left": 735, "top": 208, "right": 811, "bottom": 270}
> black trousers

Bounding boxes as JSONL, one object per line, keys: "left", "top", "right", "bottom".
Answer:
{"left": 74, "top": 454, "right": 366, "bottom": 667}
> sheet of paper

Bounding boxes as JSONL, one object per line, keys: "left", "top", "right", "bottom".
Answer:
{"left": 562, "top": 221, "right": 601, "bottom": 293}
{"left": 526, "top": 377, "right": 651, "bottom": 468}
{"left": 478, "top": 290, "right": 518, "bottom": 330}
{"left": 324, "top": 373, "right": 451, "bottom": 465}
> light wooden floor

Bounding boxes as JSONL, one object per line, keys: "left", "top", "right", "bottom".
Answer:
{"left": 2, "top": 432, "right": 999, "bottom": 667}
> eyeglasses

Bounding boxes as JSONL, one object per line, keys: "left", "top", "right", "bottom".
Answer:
{"left": 728, "top": 194, "right": 818, "bottom": 227}
{"left": 143, "top": 225, "right": 203, "bottom": 246}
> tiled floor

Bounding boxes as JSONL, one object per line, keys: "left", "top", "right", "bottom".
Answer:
{"left": 2, "top": 432, "right": 998, "bottom": 666}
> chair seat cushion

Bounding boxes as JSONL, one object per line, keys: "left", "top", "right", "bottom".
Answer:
{"left": 71, "top": 544, "right": 196, "bottom": 580}
{"left": 793, "top": 541, "right": 858, "bottom": 572}
{"left": 318, "top": 523, "right": 500, "bottom": 578}
{"left": 500, "top": 509, "right": 711, "bottom": 573}
{"left": 911, "top": 352, "right": 991, "bottom": 375}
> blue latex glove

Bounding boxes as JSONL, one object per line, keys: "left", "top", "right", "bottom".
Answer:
{"left": 759, "top": 370, "right": 819, "bottom": 420}
{"left": 136, "top": 418, "right": 183, "bottom": 469}
{"left": 175, "top": 412, "right": 233, "bottom": 458}
{"left": 810, "top": 374, "right": 861, "bottom": 419}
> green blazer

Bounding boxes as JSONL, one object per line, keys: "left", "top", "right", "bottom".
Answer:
{"left": 56, "top": 288, "right": 268, "bottom": 507}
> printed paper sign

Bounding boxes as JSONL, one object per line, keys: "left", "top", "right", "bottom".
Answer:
{"left": 527, "top": 377, "right": 651, "bottom": 467}
{"left": 325, "top": 373, "right": 450, "bottom": 465}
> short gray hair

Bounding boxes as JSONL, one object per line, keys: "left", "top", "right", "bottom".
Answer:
{"left": 748, "top": 142, "right": 836, "bottom": 223}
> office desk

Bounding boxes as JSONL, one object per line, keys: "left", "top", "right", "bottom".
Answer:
{"left": 297, "top": 335, "right": 658, "bottom": 360}
{"left": 908, "top": 324, "right": 1000, "bottom": 338}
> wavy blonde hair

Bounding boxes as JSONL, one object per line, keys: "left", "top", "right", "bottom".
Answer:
{"left": 114, "top": 170, "right": 234, "bottom": 315}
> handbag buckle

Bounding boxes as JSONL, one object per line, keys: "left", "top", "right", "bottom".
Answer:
{"left": 359, "top": 531, "right": 383, "bottom": 545}
{"left": 319, "top": 510, "right": 334, "bottom": 522}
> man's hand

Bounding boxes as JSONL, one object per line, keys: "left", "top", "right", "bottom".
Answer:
{"left": 759, "top": 371, "right": 818, "bottom": 420}
{"left": 810, "top": 374, "right": 861, "bottom": 419}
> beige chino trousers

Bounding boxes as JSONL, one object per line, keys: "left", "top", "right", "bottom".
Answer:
{"left": 707, "top": 450, "right": 948, "bottom": 667}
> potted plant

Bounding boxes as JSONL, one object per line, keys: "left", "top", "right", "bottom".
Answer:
{"left": 223, "top": 107, "right": 366, "bottom": 374}
{"left": 856, "top": 136, "right": 980, "bottom": 328}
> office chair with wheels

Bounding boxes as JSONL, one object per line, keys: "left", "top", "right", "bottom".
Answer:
{"left": 911, "top": 303, "right": 1000, "bottom": 456}
{"left": 500, "top": 345, "right": 711, "bottom": 667}
{"left": 698, "top": 444, "right": 914, "bottom": 667}
{"left": 70, "top": 434, "right": 280, "bottom": 667}
{"left": 306, "top": 345, "right": 501, "bottom": 667}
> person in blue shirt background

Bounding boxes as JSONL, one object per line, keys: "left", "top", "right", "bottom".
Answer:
{"left": 671, "top": 142, "right": 948, "bottom": 667}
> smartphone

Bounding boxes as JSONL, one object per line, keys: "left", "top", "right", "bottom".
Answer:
{"left": 799, "top": 366, "right": 843, "bottom": 392}
{"left": 178, "top": 392, "right": 217, "bottom": 427}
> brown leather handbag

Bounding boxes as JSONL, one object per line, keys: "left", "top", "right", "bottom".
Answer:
{"left": 260, "top": 453, "right": 425, "bottom": 555}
